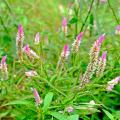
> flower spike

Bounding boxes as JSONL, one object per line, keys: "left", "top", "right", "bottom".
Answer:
{"left": 0, "top": 55, "right": 8, "bottom": 80}
{"left": 31, "top": 88, "right": 43, "bottom": 106}
{"left": 106, "top": 77, "right": 120, "bottom": 91}
{"left": 16, "top": 24, "right": 24, "bottom": 60}
{"left": 23, "top": 44, "right": 39, "bottom": 59}
{"left": 62, "top": 17, "right": 67, "bottom": 36}
{"left": 57, "top": 44, "right": 70, "bottom": 69}
{"left": 72, "top": 32, "right": 83, "bottom": 53}
{"left": 96, "top": 51, "right": 107, "bottom": 77}
{"left": 81, "top": 34, "right": 105, "bottom": 87}
{"left": 35, "top": 32, "right": 40, "bottom": 44}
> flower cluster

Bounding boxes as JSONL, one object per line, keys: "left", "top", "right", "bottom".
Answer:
{"left": 0, "top": 56, "right": 8, "bottom": 80}
{"left": 96, "top": 51, "right": 107, "bottom": 77}
{"left": 31, "top": 88, "right": 43, "bottom": 106}
{"left": 25, "top": 70, "right": 38, "bottom": 77}
{"left": 16, "top": 25, "right": 24, "bottom": 60}
{"left": 57, "top": 44, "right": 70, "bottom": 69}
{"left": 72, "top": 32, "right": 83, "bottom": 53}
{"left": 115, "top": 25, "right": 120, "bottom": 35}
{"left": 81, "top": 34, "right": 105, "bottom": 87}
{"left": 106, "top": 76, "right": 120, "bottom": 91}
{"left": 23, "top": 44, "right": 39, "bottom": 59}
{"left": 66, "top": 106, "right": 74, "bottom": 113}
{"left": 35, "top": 32, "right": 40, "bottom": 45}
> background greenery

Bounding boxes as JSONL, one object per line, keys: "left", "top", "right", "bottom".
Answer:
{"left": 0, "top": 0, "right": 120, "bottom": 119}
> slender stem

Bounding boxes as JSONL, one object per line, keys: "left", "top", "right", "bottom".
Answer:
{"left": 4, "top": 0, "right": 13, "bottom": 14}
{"left": 107, "top": 0, "right": 119, "bottom": 24}
{"left": 0, "top": 16, "right": 9, "bottom": 33}
{"left": 80, "top": 0, "right": 95, "bottom": 32}
{"left": 75, "top": 10, "right": 78, "bottom": 36}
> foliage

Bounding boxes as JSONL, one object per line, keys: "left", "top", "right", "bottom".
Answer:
{"left": 0, "top": 0, "right": 120, "bottom": 120}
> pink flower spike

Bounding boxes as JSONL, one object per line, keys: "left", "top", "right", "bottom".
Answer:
{"left": 35, "top": 32, "right": 40, "bottom": 44}
{"left": 102, "top": 51, "right": 107, "bottom": 61}
{"left": 116, "top": 25, "right": 120, "bottom": 31}
{"left": 62, "top": 17, "right": 67, "bottom": 27}
{"left": 97, "top": 33, "right": 105, "bottom": 45}
{"left": 63, "top": 44, "right": 69, "bottom": 56}
{"left": 76, "top": 32, "right": 83, "bottom": 41}
{"left": 32, "top": 88, "right": 42, "bottom": 106}
{"left": 1, "top": 56, "right": 7, "bottom": 65}
{"left": 24, "top": 44, "right": 30, "bottom": 53}
{"left": 18, "top": 24, "right": 24, "bottom": 40}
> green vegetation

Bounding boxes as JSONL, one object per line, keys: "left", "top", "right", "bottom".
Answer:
{"left": 0, "top": 0, "right": 120, "bottom": 119}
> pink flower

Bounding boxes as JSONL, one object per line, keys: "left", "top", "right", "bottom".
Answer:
{"left": 96, "top": 33, "right": 105, "bottom": 46}
{"left": 115, "top": 25, "right": 120, "bottom": 35}
{"left": 1, "top": 56, "right": 7, "bottom": 65}
{"left": 62, "top": 44, "right": 70, "bottom": 58}
{"left": 96, "top": 51, "right": 107, "bottom": 77}
{"left": 101, "top": 51, "right": 107, "bottom": 61}
{"left": 57, "top": 44, "right": 70, "bottom": 69}
{"left": 16, "top": 24, "right": 24, "bottom": 42}
{"left": 23, "top": 44, "right": 39, "bottom": 59}
{"left": 31, "top": 88, "right": 43, "bottom": 106}
{"left": 81, "top": 34, "right": 105, "bottom": 86}
{"left": 72, "top": 32, "right": 83, "bottom": 52}
{"left": 62, "top": 17, "right": 67, "bottom": 27}
{"left": 25, "top": 70, "right": 38, "bottom": 77}
{"left": 0, "top": 55, "right": 8, "bottom": 80}
{"left": 24, "top": 44, "right": 30, "bottom": 54}
{"left": 76, "top": 32, "right": 83, "bottom": 42}
{"left": 106, "top": 76, "right": 120, "bottom": 91}
{"left": 35, "top": 32, "right": 40, "bottom": 44}
{"left": 62, "top": 17, "right": 67, "bottom": 36}
{"left": 16, "top": 24, "right": 24, "bottom": 60}
{"left": 66, "top": 106, "right": 73, "bottom": 113}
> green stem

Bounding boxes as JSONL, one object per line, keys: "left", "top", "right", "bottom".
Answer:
{"left": 107, "top": 0, "right": 119, "bottom": 24}
{"left": 80, "top": 0, "right": 95, "bottom": 32}
{"left": 38, "top": 76, "right": 66, "bottom": 97}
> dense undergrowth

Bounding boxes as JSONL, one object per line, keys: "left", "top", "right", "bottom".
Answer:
{"left": 0, "top": 0, "right": 120, "bottom": 120}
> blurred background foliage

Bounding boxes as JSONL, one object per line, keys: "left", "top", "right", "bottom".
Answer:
{"left": 1, "top": 0, "right": 120, "bottom": 119}
{"left": 0, "top": 0, "right": 120, "bottom": 64}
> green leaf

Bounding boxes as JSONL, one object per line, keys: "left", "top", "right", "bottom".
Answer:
{"left": 102, "top": 109, "right": 114, "bottom": 120}
{"left": 67, "top": 114, "right": 79, "bottom": 120}
{"left": 2, "top": 100, "right": 31, "bottom": 106}
{"left": 69, "top": 17, "right": 78, "bottom": 24}
{"left": 0, "top": 110, "right": 10, "bottom": 118}
{"left": 43, "top": 92, "right": 53, "bottom": 112}
{"left": 49, "top": 111, "right": 67, "bottom": 120}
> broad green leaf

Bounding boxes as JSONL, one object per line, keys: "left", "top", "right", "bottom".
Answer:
{"left": 67, "top": 114, "right": 79, "bottom": 120}
{"left": 69, "top": 17, "right": 78, "bottom": 24}
{"left": 49, "top": 111, "right": 67, "bottom": 120}
{"left": 102, "top": 109, "right": 114, "bottom": 120}
{"left": 43, "top": 92, "right": 53, "bottom": 112}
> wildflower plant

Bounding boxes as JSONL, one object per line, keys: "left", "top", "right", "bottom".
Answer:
{"left": 16, "top": 24, "right": 24, "bottom": 60}
{"left": 106, "top": 77, "right": 120, "bottom": 91}
{"left": 23, "top": 44, "right": 39, "bottom": 60}
{"left": 96, "top": 51, "right": 107, "bottom": 77}
{"left": 1, "top": 0, "right": 120, "bottom": 119}
{"left": 81, "top": 34, "right": 105, "bottom": 87}
{"left": 62, "top": 17, "right": 67, "bottom": 36}
{"left": 72, "top": 32, "right": 83, "bottom": 53}
{"left": 0, "top": 56, "right": 8, "bottom": 80}
{"left": 57, "top": 44, "right": 70, "bottom": 69}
